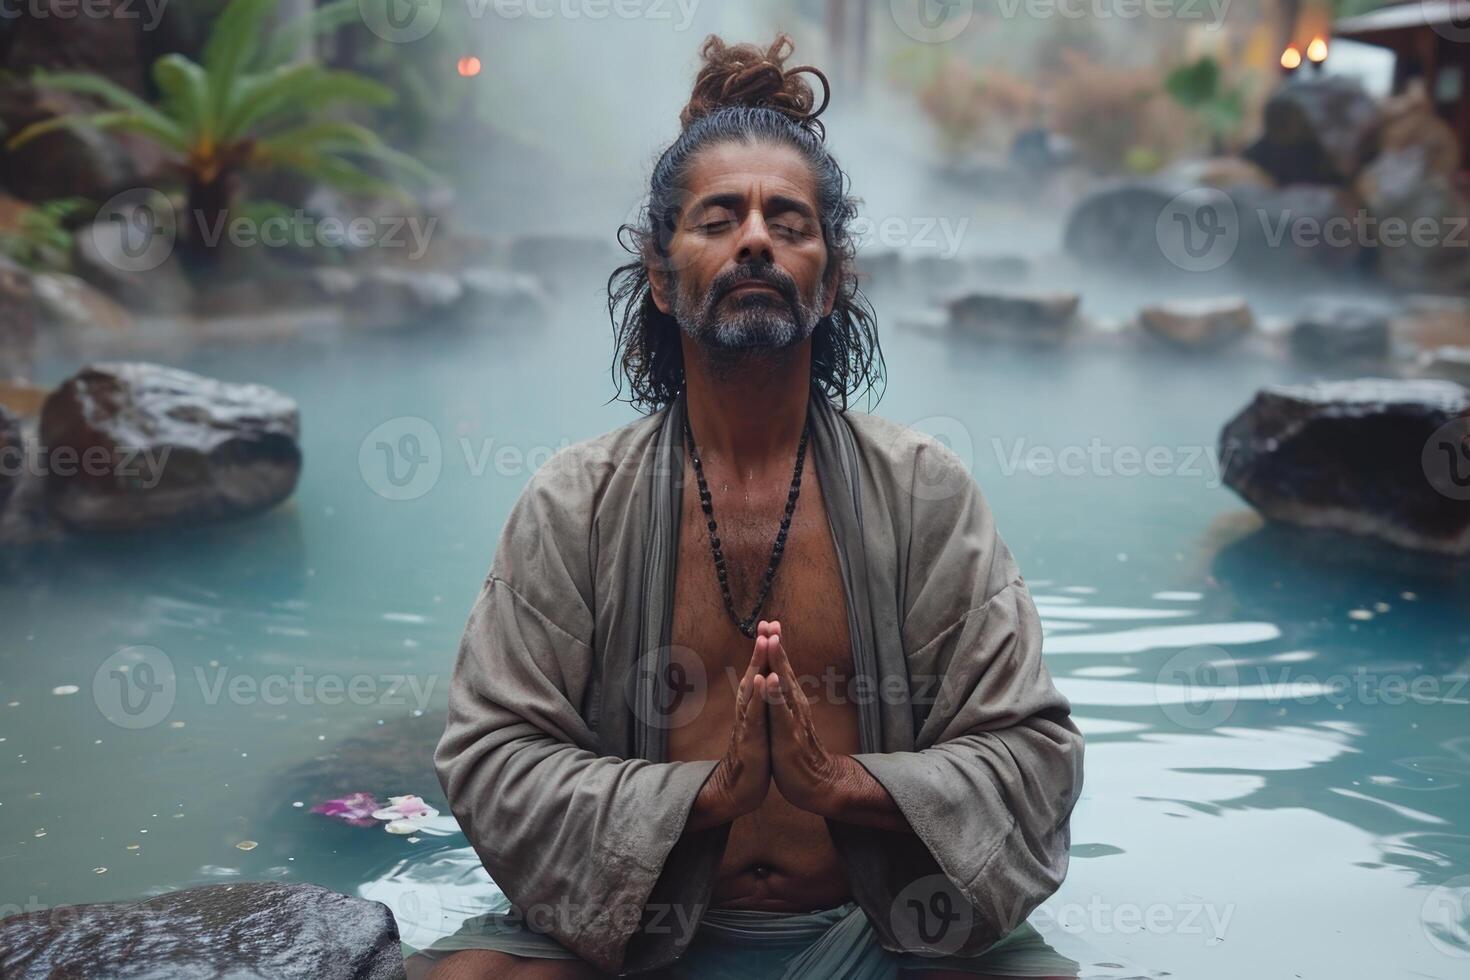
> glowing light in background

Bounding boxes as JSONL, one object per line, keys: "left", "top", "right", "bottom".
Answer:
{"left": 457, "top": 56, "right": 482, "bottom": 78}
{"left": 1306, "top": 37, "right": 1328, "bottom": 64}
{"left": 1280, "top": 45, "right": 1302, "bottom": 70}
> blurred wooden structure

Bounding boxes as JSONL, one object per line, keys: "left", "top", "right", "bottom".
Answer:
{"left": 1336, "top": 1, "right": 1470, "bottom": 167}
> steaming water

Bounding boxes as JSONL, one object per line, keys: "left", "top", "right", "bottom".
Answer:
{"left": 3, "top": 7, "right": 1470, "bottom": 977}
{"left": 2, "top": 271, "right": 1467, "bottom": 978}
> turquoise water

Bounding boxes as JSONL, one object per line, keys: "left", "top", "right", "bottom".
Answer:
{"left": 1, "top": 282, "right": 1467, "bottom": 978}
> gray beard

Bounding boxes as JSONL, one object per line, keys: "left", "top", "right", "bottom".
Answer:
{"left": 673, "top": 286, "right": 820, "bottom": 360}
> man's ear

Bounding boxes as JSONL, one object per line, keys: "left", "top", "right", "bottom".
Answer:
{"left": 648, "top": 261, "right": 672, "bottom": 315}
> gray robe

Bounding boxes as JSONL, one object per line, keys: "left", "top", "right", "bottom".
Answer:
{"left": 434, "top": 391, "right": 1084, "bottom": 974}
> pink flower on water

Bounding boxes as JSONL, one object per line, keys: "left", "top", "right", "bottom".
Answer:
{"left": 310, "top": 792, "right": 382, "bottom": 827}
{"left": 372, "top": 795, "right": 441, "bottom": 834}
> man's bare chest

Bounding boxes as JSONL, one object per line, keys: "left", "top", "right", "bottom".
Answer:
{"left": 666, "top": 464, "right": 856, "bottom": 754}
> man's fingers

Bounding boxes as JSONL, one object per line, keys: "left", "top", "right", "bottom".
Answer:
{"left": 770, "top": 638, "right": 810, "bottom": 706}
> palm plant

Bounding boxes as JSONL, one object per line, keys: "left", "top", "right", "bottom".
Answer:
{"left": 7, "top": 0, "right": 433, "bottom": 263}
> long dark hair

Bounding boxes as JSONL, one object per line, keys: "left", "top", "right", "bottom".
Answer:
{"left": 607, "top": 34, "right": 884, "bottom": 414}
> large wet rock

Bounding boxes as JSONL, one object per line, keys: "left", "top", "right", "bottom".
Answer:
{"left": 1063, "top": 178, "right": 1363, "bottom": 280}
{"left": 1288, "top": 302, "right": 1392, "bottom": 363}
{"left": 1063, "top": 179, "right": 1180, "bottom": 274}
{"left": 1138, "top": 297, "right": 1252, "bottom": 349}
{"left": 1243, "top": 76, "right": 1380, "bottom": 186}
{"left": 1373, "top": 82, "right": 1460, "bottom": 178}
{"left": 0, "top": 87, "right": 166, "bottom": 204}
{"left": 0, "top": 256, "right": 37, "bottom": 381}
{"left": 74, "top": 204, "right": 195, "bottom": 315}
{"left": 32, "top": 271, "right": 136, "bottom": 348}
{"left": 1220, "top": 379, "right": 1470, "bottom": 555}
{"left": 1355, "top": 145, "right": 1470, "bottom": 292}
{"left": 0, "top": 404, "right": 19, "bottom": 514}
{"left": 0, "top": 882, "right": 406, "bottom": 980}
{"left": 1229, "top": 182, "right": 1368, "bottom": 278}
{"left": 947, "top": 289, "right": 1079, "bottom": 343}
{"left": 309, "top": 266, "right": 463, "bottom": 329}
{"left": 39, "top": 362, "right": 302, "bottom": 531}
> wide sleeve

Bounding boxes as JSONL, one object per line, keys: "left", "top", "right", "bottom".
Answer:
{"left": 849, "top": 436, "right": 1084, "bottom": 955}
{"left": 434, "top": 469, "right": 718, "bottom": 973}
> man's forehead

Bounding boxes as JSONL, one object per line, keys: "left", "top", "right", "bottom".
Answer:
{"left": 681, "top": 141, "right": 818, "bottom": 207}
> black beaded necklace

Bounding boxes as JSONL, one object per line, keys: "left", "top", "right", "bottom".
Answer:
{"left": 682, "top": 409, "right": 810, "bottom": 639}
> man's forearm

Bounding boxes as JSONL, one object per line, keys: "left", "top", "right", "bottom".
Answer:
{"left": 806, "top": 754, "right": 913, "bottom": 833}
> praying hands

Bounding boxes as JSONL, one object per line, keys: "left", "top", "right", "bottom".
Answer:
{"left": 688, "top": 620, "right": 910, "bottom": 833}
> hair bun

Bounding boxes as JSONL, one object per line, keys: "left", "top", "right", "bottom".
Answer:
{"left": 679, "top": 33, "right": 830, "bottom": 137}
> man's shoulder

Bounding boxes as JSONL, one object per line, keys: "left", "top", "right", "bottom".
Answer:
{"left": 838, "top": 407, "right": 976, "bottom": 495}
{"left": 514, "top": 409, "right": 667, "bottom": 514}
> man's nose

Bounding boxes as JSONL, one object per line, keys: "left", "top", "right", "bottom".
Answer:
{"left": 734, "top": 211, "right": 775, "bottom": 265}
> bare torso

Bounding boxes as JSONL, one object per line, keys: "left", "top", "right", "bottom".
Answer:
{"left": 666, "top": 449, "right": 859, "bottom": 912}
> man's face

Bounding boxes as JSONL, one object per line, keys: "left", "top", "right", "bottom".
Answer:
{"left": 650, "top": 140, "right": 837, "bottom": 354}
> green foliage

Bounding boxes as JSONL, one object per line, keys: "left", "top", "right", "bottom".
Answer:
{"left": 7, "top": 0, "right": 432, "bottom": 200}
{"left": 0, "top": 198, "right": 91, "bottom": 272}
{"left": 1164, "top": 56, "right": 1246, "bottom": 145}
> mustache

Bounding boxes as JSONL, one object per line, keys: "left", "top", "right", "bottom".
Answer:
{"left": 709, "top": 264, "right": 799, "bottom": 307}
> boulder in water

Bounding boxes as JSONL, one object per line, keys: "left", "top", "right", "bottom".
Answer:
{"left": 352, "top": 267, "right": 464, "bottom": 326}
{"left": 73, "top": 202, "right": 195, "bottom": 315}
{"left": 1288, "top": 302, "right": 1392, "bottom": 363}
{"left": 947, "top": 289, "right": 1079, "bottom": 343}
{"left": 0, "top": 882, "right": 406, "bottom": 980}
{"left": 39, "top": 362, "right": 301, "bottom": 531}
{"left": 1355, "top": 145, "right": 1470, "bottom": 293}
{"left": 1138, "top": 297, "right": 1252, "bottom": 349}
{"left": 1243, "top": 75, "right": 1380, "bottom": 186}
{"left": 31, "top": 271, "right": 136, "bottom": 349}
{"left": 1220, "top": 378, "right": 1470, "bottom": 555}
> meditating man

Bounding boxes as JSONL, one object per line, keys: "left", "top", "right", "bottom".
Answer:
{"left": 411, "top": 34, "right": 1084, "bottom": 980}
